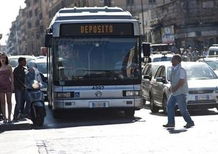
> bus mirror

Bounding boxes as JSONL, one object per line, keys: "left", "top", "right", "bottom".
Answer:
{"left": 45, "top": 34, "right": 52, "bottom": 47}
{"left": 142, "top": 42, "right": 151, "bottom": 57}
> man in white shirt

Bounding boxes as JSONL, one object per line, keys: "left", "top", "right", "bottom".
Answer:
{"left": 163, "top": 54, "right": 194, "bottom": 128}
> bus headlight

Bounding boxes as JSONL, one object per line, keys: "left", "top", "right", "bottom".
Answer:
{"left": 123, "top": 90, "right": 141, "bottom": 96}
{"left": 55, "top": 92, "right": 72, "bottom": 98}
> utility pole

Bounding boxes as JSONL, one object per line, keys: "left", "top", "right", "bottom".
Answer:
{"left": 141, "top": 0, "right": 145, "bottom": 38}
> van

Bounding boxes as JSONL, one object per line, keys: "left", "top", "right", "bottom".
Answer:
{"left": 207, "top": 46, "right": 218, "bottom": 58}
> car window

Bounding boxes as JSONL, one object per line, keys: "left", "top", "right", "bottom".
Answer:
{"left": 9, "top": 59, "right": 18, "bottom": 67}
{"left": 150, "top": 65, "right": 159, "bottom": 77}
{"left": 209, "top": 50, "right": 218, "bottom": 56}
{"left": 154, "top": 66, "right": 163, "bottom": 78}
{"left": 206, "top": 61, "right": 218, "bottom": 70}
{"left": 142, "top": 64, "right": 150, "bottom": 75}
{"left": 159, "top": 67, "right": 166, "bottom": 78}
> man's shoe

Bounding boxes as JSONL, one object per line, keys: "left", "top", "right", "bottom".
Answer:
{"left": 184, "top": 123, "right": 194, "bottom": 128}
{"left": 163, "top": 124, "right": 175, "bottom": 128}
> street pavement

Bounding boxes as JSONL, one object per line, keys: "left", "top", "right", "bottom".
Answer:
{"left": 0, "top": 96, "right": 218, "bottom": 154}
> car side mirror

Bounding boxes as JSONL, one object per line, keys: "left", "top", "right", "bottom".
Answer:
{"left": 143, "top": 75, "right": 151, "bottom": 80}
{"left": 156, "top": 76, "right": 166, "bottom": 83}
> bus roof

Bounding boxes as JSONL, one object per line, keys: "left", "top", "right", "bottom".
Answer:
{"left": 48, "top": 7, "right": 140, "bottom": 37}
{"left": 50, "top": 7, "right": 134, "bottom": 25}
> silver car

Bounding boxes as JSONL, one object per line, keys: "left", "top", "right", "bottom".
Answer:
{"left": 141, "top": 62, "right": 163, "bottom": 103}
{"left": 149, "top": 61, "right": 218, "bottom": 113}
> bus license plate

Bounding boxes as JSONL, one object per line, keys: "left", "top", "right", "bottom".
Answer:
{"left": 195, "top": 95, "right": 209, "bottom": 100}
{"left": 90, "top": 101, "right": 109, "bottom": 108}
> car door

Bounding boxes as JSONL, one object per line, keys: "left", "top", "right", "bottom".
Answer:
{"left": 151, "top": 66, "right": 166, "bottom": 106}
{"left": 141, "top": 64, "right": 152, "bottom": 100}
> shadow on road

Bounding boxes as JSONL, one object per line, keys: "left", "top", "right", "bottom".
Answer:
{"left": 144, "top": 104, "right": 218, "bottom": 116}
{"left": 0, "top": 120, "right": 33, "bottom": 133}
{"left": 45, "top": 108, "right": 142, "bottom": 129}
{"left": 0, "top": 106, "right": 142, "bottom": 133}
{"left": 166, "top": 127, "right": 188, "bottom": 134}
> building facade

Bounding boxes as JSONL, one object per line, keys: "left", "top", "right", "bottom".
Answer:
{"left": 6, "top": 0, "right": 179, "bottom": 55}
{"left": 148, "top": 0, "right": 218, "bottom": 50}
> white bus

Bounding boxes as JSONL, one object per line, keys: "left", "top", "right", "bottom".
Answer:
{"left": 45, "top": 7, "right": 144, "bottom": 118}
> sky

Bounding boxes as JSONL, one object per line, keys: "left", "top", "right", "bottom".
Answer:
{"left": 0, "top": 0, "right": 26, "bottom": 45}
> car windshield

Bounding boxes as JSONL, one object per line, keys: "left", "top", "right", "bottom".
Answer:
{"left": 167, "top": 63, "right": 218, "bottom": 80}
{"left": 205, "top": 61, "right": 218, "bottom": 70}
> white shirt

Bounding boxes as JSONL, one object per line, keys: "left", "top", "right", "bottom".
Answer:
{"left": 172, "top": 65, "right": 186, "bottom": 79}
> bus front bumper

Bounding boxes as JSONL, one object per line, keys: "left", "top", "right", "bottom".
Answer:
{"left": 52, "top": 98, "right": 143, "bottom": 110}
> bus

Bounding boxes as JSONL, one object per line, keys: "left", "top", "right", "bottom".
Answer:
{"left": 45, "top": 7, "right": 144, "bottom": 118}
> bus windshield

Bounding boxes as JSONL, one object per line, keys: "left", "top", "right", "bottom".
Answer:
{"left": 53, "top": 38, "right": 141, "bottom": 85}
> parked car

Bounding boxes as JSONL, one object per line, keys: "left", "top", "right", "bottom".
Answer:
{"left": 150, "top": 52, "right": 174, "bottom": 62}
{"left": 146, "top": 52, "right": 189, "bottom": 63}
{"left": 207, "top": 45, "right": 218, "bottom": 58}
{"left": 197, "top": 57, "right": 218, "bottom": 75}
{"left": 148, "top": 61, "right": 218, "bottom": 113}
{"left": 8, "top": 55, "right": 36, "bottom": 70}
{"left": 141, "top": 62, "right": 163, "bottom": 103}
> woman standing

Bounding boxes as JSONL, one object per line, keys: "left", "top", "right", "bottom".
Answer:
{"left": 0, "top": 53, "right": 14, "bottom": 123}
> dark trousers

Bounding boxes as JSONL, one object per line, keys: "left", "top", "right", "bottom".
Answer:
{"left": 14, "top": 89, "right": 26, "bottom": 119}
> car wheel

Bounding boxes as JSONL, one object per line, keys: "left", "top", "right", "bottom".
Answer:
{"left": 150, "top": 95, "right": 159, "bottom": 113}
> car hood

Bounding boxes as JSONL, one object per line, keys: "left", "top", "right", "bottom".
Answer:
{"left": 214, "top": 70, "right": 218, "bottom": 76}
{"left": 188, "top": 79, "right": 218, "bottom": 89}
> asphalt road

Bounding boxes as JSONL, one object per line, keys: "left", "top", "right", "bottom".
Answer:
{"left": 0, "top": 97, "right": 218, "bottom": 154}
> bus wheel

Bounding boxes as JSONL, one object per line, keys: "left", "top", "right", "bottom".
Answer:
{"left": 52, "top": 109, "right": 62, "bottom": 119}
{"left": 48, "top": 102, "right": 52, "bottom": 109}
{"left": 124, "top": 109, "right": 135, "bottom": 118}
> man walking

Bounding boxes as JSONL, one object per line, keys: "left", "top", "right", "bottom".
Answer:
{"left": 163, "top": 54, "right": 194, "bottom": 128}
{"left": 13, "top": 57, "right": 26, "bottom": 121}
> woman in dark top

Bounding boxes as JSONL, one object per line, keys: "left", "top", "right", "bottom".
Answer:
{"left": 0, "top": 53, "right": 14, "bottom": 123}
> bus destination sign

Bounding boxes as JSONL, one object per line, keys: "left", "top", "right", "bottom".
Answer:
{"left": 60, "top": 23, "right": 133, "bottom": 36}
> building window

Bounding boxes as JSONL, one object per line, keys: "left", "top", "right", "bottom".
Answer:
{"left": 28, "top": 22, "right": 32, "bottom": 28}
{"left": 149, "top": 0, "right": 156, "bottom": 4}
{"left": 127, "top": 0, "right": 134, "bottom": 5}
{"left": 29, "top": 10, "right": 32, "bottom": 18}
{"left": 35, "top": 8, "right": 38, "bottom": 16}
{"left": 104, "top": 0, "right": 111, "bottom": 6}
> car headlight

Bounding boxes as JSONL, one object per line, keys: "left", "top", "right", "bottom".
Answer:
{"left": 55, "top": 92, "right": 72, "bottom": 98}
{"left": 123, "top": 90, "right": 141, "bottom": 96}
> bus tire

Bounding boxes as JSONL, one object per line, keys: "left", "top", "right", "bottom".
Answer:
{"left": 52, "top": 109, "right": 62, "bottom": 119}
{"left": 125, "top": 109, "right": 135, "bottom": 118}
